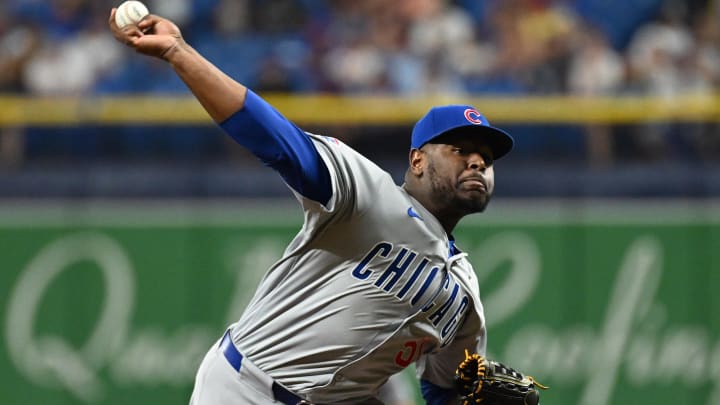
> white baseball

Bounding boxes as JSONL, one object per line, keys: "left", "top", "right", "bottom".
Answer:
{"left": 114, "top": 1, "right": 150, "bottom": 28}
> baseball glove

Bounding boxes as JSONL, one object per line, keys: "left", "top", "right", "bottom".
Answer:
{"left": 454, "top": 350, "right": 548, "bottom": 405}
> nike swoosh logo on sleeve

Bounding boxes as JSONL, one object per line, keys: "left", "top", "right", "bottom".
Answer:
{"left": 407, "top": 207, "right": 423, "bottom": 220}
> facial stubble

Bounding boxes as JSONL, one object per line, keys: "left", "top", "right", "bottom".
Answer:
{"left": 426, "top": 161, "right": 490, "bottom": 215}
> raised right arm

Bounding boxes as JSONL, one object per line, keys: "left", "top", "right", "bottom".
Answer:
{"left": 108, "top": 9, "right": 332, "bottom": 205}
{"left": 109, "top": 10, "right": 246, "bottom": 123}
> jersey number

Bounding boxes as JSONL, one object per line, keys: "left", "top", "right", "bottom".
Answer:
{"left": 394, "top": 339, "right": 428, "bottom": 368}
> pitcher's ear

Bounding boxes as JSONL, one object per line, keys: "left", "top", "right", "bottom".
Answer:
{"left": 409, "top": 148, "right": 425, "bottom": 175}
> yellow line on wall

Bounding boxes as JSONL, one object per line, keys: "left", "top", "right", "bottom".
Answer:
{"left": 0, "top": 93, "right": 718, "bottom": 126}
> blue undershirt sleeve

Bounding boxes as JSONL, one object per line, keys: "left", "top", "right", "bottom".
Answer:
{"left": 420, "top": 379, "right": 455, "bottom": 405}
{"left": 219, "top": 90, "right": 332, "bottom": 205}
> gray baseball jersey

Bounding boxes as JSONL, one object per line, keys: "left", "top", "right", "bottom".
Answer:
{"left": 228, "top": 134, "right": 487, "bottom": 403}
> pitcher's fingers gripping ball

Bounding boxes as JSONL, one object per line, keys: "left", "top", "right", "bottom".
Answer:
{"left": 455, "top": 350, "right": 548, "bottom": 405}
{"left": 114, "top": 0, "right": 150, "bottom": 28}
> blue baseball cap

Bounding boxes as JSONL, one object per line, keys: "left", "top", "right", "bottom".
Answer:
{"left": 411, "top": 105, "right": 514, "bottom": 160}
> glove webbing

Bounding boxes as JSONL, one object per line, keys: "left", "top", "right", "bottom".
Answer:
{"left": 456, "top": 349, "right": 487, "bottom": 399}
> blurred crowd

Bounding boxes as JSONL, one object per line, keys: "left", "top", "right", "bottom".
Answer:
{"left": 2, "top": 0, "right": 718, "bottom": 96}
{"left": 0, "top": 0, "right": 719, "bottom": 167}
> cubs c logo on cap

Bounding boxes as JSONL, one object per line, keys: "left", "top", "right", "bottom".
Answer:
{"left": 464, "top": 108, "right": 483, "bottom": 125}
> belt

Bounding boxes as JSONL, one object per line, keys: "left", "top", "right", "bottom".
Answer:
{"left": 220, "top": 331, "right": 311, "bottom": 405}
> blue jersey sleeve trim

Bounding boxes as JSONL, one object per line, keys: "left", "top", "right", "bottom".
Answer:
{"left": 219, "top": 90, "right": 332, "bottom": 205}
{"left": 420, "top": 379, "right": 455, "bottom": 405}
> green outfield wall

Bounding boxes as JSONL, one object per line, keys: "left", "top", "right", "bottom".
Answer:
{"left": 1, "top": 200, "right": 718, "bottom": 404}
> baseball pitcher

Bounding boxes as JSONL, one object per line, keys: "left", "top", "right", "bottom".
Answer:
{"left": 109, "top": 7, "right": 545, "bottom": 405}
